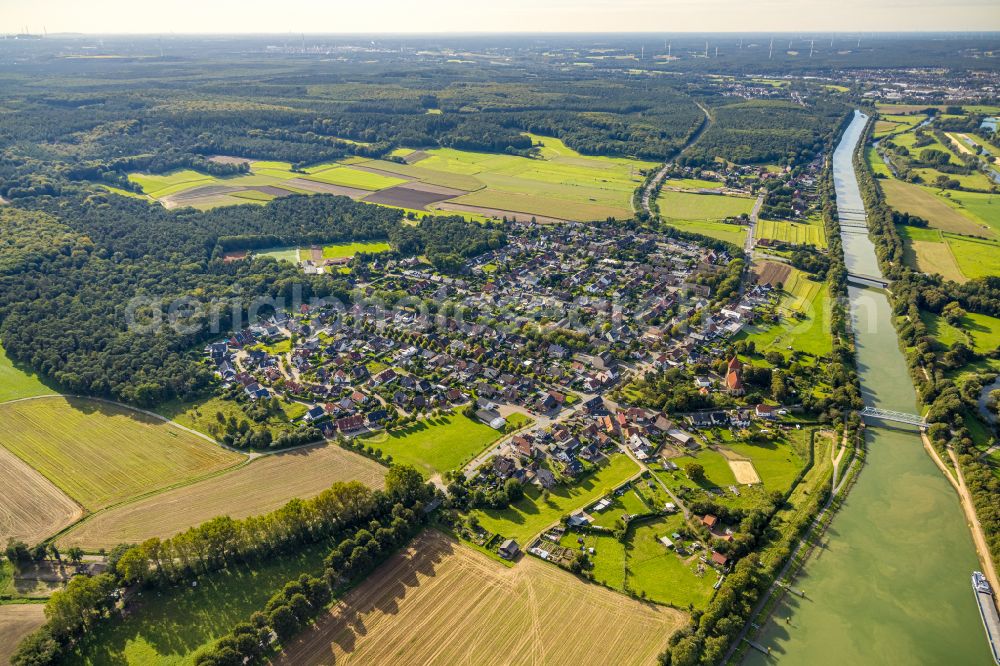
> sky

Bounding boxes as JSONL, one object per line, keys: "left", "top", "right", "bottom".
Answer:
{"left": 3, "top": 0, "right": 1000, "bottom": 34}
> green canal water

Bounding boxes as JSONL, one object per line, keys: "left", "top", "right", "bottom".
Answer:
{"left": 744, "top": 111, "right": 991, "bottom": 665}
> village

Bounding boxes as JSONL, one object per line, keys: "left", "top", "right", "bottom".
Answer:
{"left": 199, "top": 219, "right": 822, "bottom": 605}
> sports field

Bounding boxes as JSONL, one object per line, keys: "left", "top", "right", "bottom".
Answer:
{"left": 473, "top": 454, "right": 640, "bottom": 544}
{"left": 756, "top": 219, "right": 827, "bottom": 248}
{"left": 322, "top": 241, "right": 392, "bottom": 258}
{"left": 0, "top": 397, "right": 244, "bottom": 511}
{"left": 0, "top": 604, "right": 46, "bottom": 666}
{"left": 360, "top": 414, "right": 506, "bottom": 478}
{"left": 0, "top": 445, "right": 82, "bottom": 545}
{"left": 126, "top": 134, "right": 654, "bottom": 223}
{"left": 58, "top": 444, "right": 385, "bottom": 550}
{"left": 276, "top": 531, "right": 683, "bottom": 666}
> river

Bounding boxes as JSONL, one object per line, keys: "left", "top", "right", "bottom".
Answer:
{"left": 744, "top": 110, "right": 991, "bottom": 664}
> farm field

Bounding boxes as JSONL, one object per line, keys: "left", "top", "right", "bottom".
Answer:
{"left": 125, "top": 134, "right": 654, "bottom": 223}
{"left": 662, "top": 177, "right": 724, "bottom": 191}
{"left": 662, "top": 218, "right": 747, "bottom": 245}
{"left": 897, "top": 225, "right": 967, "bottom": 282}
{"left": 880, "top": 180, "right": 992, "bottom": 237}
{"left": 756, "top": 219, "right": 827, "bottom": 248}
{"left": 474, "top": 454, "right": 640, "bottom": 544}
{"left": 0, "top": 604, "right": 46, "bottom": 666}
{"left": 0, "top": 397, "right": 244, "bottom": 511}
{"left": 0, "top": 445, "right": 82, "bottom": 545}
{"left": 360, "top": 414, "right": 505, "bottom": 478}
{"left": 276, "top": 530, "right": 683, "bottom": 666}
{"left": 0, "top": 343, "right": 57, "bottom": 403}
{"left": 742, "top": 266, "right": 830, "bottom": 358}
{"left": 69, "top": 540, "right": 332, "bottom": 665}
{"left": 658, "top": 189, "right": 755, "bottom": 221}
{"left": 58, "top": 444, "right": 386, "bottom": 550}
{"left": 945, "top": 234, "right": 1000, "bottom": 280}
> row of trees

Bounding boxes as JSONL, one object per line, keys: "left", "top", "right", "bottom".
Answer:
{"left": 12, "top": 465, "right": 435, "bottom": 666}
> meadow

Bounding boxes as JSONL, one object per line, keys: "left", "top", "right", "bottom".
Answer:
{"left": 756, "top": 219, "right": 827, "bottom": 248}
{"left": 657, "top": 218, "right": 747, "bottom": 246}
{"left": 360, "top": 414, "right": 507, "bottom": 478}
{"left": 276, "top": 531, "right": 683, "bottom": 666}
{"left": 740, "top": 277, "right": 830, "bottom": 359}
{"left": 880, "top": 180, "right": 991, "bottom": 237}
{"left": 627, "top": 517, "right": 718, "bottom": 608}
{"left": 897, "top": 225, "right": 967, "bottom": 283}
{"left": 474, "top": 454, "right": 640, "bottom": 544}
{"left": 125, "top": 134, "right": 655, "bottom": 223}
{"left": 58, "top": 444, "right": 386, "bottom": 551}
{"left": 70, "top": 540, "right": 332, "bottom": 665}
{"left": 0, "top": 397, "right": 244, "bottom": 511}
{"left": 0, "top": 343, "right": 58, "bottom": 403}
{"left": 658, "top": 189, "right": 755, "bottom": 221}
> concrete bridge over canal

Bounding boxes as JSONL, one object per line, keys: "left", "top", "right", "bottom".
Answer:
{"left": 860, "top": 406, "right": 927, "bottom": 428}
{"left": 847, "top": 272, "right": 892, "bottom": 289}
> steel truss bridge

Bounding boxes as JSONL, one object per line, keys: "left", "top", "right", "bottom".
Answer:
{"left": 860, "top": 406, "right": 927, "bottom": 427}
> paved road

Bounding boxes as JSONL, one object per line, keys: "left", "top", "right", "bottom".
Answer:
{"left": 744, "top": 192, "right": 765, "bottom": 254}
{"left": 639, "top": 101, "right": 713, "bottom": 219}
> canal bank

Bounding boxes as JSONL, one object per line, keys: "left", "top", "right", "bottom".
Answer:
{"left": 744, "top": 110, "right": 991, "bottom": 664}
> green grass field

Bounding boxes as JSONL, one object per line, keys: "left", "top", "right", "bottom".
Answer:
{"left": 670, "top": 449, "right": 737, "bottom": 488}
{"left": 474, "top": 454, "right": 640, "bottom": 544}
{"left": 897, "top": 225, "right": 968, "bottom": 282}
{"left": 0, "top": 343, "right": 58, "bottom": 403}
{"left": 740, "top": 266, "right": 830, "bottom": 359}
{"left": 627, "top": 517, "right": 717, "bottom": 608}
{"left": 658, "top": 190, "right": 755, "bottom": 221}
{"left": 662, "top": 177, "right": 724, "bottom": 191}
{"left": 255, "top": 246, "right": 300, "bottom": 263}
{"left": 157, "top": 394, "right": 295, "bottom": 440}
{"left": 589, "top": 486, "right": 650, "bottom": 529}
{"left": 867, "top": 148, "right": 893, "bottom": 178}
{"left": 661, "top": 219, "right": 747, "bottom": 245}
{"left": 70, "top": 540, "right": 330, "bottom": 665}
{"left": 727, "top": 435, "right": 807, "bottom": 493}
{"left": 0, "top": 396, "right": 243, "bottom": 510}
{"left": 299, "top": 165, "right": 407, "bottom": 190}
{"left": 756, "top": 219, "right": 827, "bottom": 248}
{"left": 321, "top": 241, "right": 392, "bottom": 258}
{"left": 944, "top": 233, "right": 1000, "bottom": 280}
{"left": 362, "top": 414, "right": 504, "bottom": 477}
{"left": 881, "top": 180, "right": 991, "bottom": 237}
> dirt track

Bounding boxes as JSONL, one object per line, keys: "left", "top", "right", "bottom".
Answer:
{"left": 276, "top": 530, "right": 684, "bottom": 666}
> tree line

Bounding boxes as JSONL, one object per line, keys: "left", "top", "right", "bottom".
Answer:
{"left": 12, "top": 465, "right": 435, "bottom": 666}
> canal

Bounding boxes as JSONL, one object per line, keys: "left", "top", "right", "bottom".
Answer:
{"left": 744, "top": 110, "right": 991, "bottom": 664}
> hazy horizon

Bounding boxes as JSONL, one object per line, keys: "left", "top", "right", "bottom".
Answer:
{"left": 5, "top": 0, "right": 1000, "bottom": 35}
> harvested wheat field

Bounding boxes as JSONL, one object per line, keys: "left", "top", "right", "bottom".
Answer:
{"left": 0, "top": 446, "right": 81, "bottom": 545}
{"left": 0, "top": 396, "right": 244, "bottom": 511}
{"left": 0, "top": 604, "right": 45, "bottom": 664}
{"left": 277, "top": 531, "right": 684, "bottom": 666}
{"left": 59, "top": 444, "right": 386, "bottom": 550}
